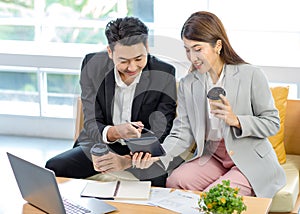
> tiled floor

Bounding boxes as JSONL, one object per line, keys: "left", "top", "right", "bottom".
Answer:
{"left": 0, "top": 134, "right": 73, "bottom": 168}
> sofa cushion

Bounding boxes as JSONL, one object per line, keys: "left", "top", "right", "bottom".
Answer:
{"left": 269, "top": 154, "right": 300, "bottom": 212}
{"left": 268, "top": 86, "right": 289, "bottom": 164}
{"left": 284, "top": 99, "right": 300, "bottom": 155}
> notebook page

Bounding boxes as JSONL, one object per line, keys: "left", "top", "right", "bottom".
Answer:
{"left": 116, "top": 180, "right": 151, "bottom": 200}
{"left": 80, "top": 181, "right": 117, "bottom": 198}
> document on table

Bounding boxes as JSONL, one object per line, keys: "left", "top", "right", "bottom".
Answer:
{"left": 115, "top": 187, "right": 202, "bottom": 213}
{"left": 80, "top": 180, "right": 151, "bottom": 200}
{"left": 112, "top": 186, "right": 172, "bottom": 205}
{"left": 150, "top": 189, "right": 202, "bottom": 214}
{"left": 79, "top": 179, "right": 203, "bottom": 213}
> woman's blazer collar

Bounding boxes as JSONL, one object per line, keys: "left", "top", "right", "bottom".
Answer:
{"left": 191, "top": 64, "right": 240, "bottom": 112}
{"left": 224, "top": 64, "right": 240, "bottom": 113}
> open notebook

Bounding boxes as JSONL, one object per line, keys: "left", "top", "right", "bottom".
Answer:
{"left": 81, "top": 180, "right": 151, "bottom": 200}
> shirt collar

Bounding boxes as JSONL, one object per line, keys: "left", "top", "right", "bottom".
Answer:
{"left": 114, "top": 66, "right": 142, "bottom": 88}
{"left": 206, "top": 64, "right": 226, "bottom": 87}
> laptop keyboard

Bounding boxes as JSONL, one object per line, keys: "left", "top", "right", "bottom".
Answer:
{"left": 63, "top": 198, "right": 91, "bottom": 214}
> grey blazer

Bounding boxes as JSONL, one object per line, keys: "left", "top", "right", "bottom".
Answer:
{"left": 161, "top": 64, "right": 286, "bottom": 198}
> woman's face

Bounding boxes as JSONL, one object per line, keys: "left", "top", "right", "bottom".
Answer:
{"left": 183, "top": 37, "right": 221, "bottom": 75}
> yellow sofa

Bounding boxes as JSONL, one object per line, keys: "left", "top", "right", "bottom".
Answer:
{"left": 269, "top": 99, "right": 300, "bottom": 213}
{"left": 74, "top": 96, "right": 300, "bottom": 213}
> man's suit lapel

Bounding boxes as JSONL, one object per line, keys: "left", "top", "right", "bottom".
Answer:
{"left": 104, "top": 69, "right": 115, "bottom": 124}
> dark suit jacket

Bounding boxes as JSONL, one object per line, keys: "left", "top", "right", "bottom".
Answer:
{"left": 95, "top": 53, "right": 177, "bottom": 155}
{"left": 76, "top": 51, "right": 177, "bottom": 156}
{"left": 76, "top": 52, "right": 114, "bottom": 147}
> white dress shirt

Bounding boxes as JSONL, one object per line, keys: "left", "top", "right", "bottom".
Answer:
{"left": 102, "top": 67, "right": 141, "bottom": 144}
{"left": 205, "top": 65, "right": 226, "bottom": 141}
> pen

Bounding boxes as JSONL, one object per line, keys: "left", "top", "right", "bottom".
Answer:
{"left": 126, "top": 120, "right": 155, "bottom": 135}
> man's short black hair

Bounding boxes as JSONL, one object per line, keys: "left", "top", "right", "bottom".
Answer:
{"left": 105, "top": 17, "right": 149, "bottom": 51}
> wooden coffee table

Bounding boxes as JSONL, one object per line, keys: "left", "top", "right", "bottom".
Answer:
{"left": 1, "top": 174, "right": 272, "bottom": 214}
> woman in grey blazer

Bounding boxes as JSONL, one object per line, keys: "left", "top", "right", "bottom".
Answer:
{"left": 133, "top": 11, "right": 286, "bottom": 198}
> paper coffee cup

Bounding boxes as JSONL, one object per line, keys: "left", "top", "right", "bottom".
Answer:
{"left": 207, "top": 87, "right": 226, "bottom": 110}
{"left": 90, "top": 143, "right": 109, "bottom": 171}
{"left": 90, "top": 143, "right": 109, "bottom": 156}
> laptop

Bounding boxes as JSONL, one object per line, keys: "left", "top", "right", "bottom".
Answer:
{"left": 7, "top": 152, "right": 117, "bottom": 214}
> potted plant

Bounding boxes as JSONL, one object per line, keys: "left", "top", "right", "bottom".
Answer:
{"left": 198, "top": 180, "right": 247, "bottom": 214}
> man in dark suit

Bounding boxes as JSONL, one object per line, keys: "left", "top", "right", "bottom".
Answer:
{"left": 45, "top": 17, "right": 177, "bottom": 186}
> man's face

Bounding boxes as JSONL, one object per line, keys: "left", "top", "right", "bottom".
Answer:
{"left": 108, "top": 42, "right": 148, "bottom": 84}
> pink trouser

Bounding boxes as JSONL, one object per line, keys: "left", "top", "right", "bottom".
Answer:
{"left": 166, "top": 140, "right": 255, "bottom": 196}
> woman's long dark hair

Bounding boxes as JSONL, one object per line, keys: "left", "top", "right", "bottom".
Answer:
{"left": 181, "top": 11, "right": 246, "bottom": 65}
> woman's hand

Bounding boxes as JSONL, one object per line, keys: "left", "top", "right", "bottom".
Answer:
{"left": 210, "top": 94, "right": 241, "bottom": 129}
{"left": 131, "top": 152, "right": 160, "bottom": 169}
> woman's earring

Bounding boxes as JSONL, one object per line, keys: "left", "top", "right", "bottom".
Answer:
{"left": 218, "top": 49, "right": 221, "bottom": 55}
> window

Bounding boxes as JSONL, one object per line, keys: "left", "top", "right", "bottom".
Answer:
{"left": 0, "top": 67, "right": 39, "bottom": 116}
{"left": 0, "top": 65, "right": 79, "bottom": 118}
{"left": 0, "top": 0, "right": 154, "bottom": 44}
{"left": 0, "top": 0, "right": 299, "bottom": 138}
{"left": 0, "top": 0, "right": 155, "bottom": 118}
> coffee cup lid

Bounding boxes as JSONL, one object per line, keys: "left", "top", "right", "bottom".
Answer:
{"left": 90, "top": 143, "right": 109, "bottom": 156}
{"left": 207, "top": 87, "right": 226, "bottom": 100}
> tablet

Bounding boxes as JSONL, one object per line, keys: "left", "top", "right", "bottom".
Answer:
{"left": 124, "top": 136, "right": 166, "bottom": 157}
